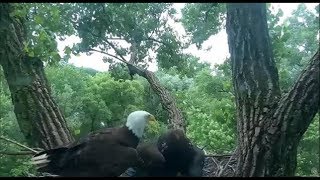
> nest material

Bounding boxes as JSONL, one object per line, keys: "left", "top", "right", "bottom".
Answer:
{"left": 202, "top": 155, "right": 237, "bottom": 177}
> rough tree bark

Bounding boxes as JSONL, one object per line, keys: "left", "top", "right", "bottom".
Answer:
{"left": 144, "top": 70, "right": 185, "bottom": 131}
{"left": 226, "top": 3, "right": 319, "bottom": 176}
{"left": 0, "top": 3, "right": 74, "bottom": 149}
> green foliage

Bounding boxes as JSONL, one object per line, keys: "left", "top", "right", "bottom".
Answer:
{"left": 181, "top": 3, "right": 225, "bottom": 48}
{"left": 45, "top": 64, "right": 92, "bottom": 136}
{"left": 0, "top": 68, "right": 36, "bottom": 177}
{"left": 10, "top": 3, "right": 75, "bottom": 63}
{"left": 79, "top": 73, "right": 145, "bottom": 135}
{"left": 159, "top": 54, "right": 210, "bottom": 78}
{"left": 268, "top": 3, "right": 319, "bottom": 92}
{"left": 180, "top": 67, "right": 236, "bottom": 153}
{"left": 109, "top": 63, "right": 131, "bottom": 81}
{"left": 156, "top": 31, "right": 184, "bottom": 69}
{"left": 156, "top": 70, "right": 194, "bottom": 92}
{"left": 58, "top": 3, "right": 183, "bottom": 70}
{"left": 296, "top": 114, "right": 319, "bottom": 176}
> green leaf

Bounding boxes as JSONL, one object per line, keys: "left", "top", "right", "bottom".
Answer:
{"left": 34, "top": 15, "right": 44, "bottom": 24}
{"left": 29, "top": 51, "right": 34, "bottom": 57}
{"left": 74, "top": 129, "right": 80, "bottom": 135}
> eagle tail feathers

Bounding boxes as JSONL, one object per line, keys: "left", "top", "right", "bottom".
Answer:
{"left": 31, "top": 153, "right": 51, "bottom": 169}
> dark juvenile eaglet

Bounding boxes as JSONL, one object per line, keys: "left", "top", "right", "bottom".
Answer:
{"left": 122, "top": 129, "right": 205, "bottom": 177}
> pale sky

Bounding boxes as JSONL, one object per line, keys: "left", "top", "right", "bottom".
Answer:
{"left": 57, "top": 3, "right": 318, "bottom": 72}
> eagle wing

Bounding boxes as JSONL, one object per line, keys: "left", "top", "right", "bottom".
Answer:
{"left": 32, "top": 127, "right": 142, "bottom": 177}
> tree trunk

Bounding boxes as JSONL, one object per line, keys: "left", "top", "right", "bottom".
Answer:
{"left": 126, "top": 49, "right": 185, "bottom": 132}
{"left": 226, "top": 3, "right": 319, "bottom": 176}
{"left": 0, "top": 3, "right": 74, "bottom": 149}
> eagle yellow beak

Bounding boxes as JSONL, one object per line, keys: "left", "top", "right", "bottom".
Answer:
{"left": 146, "top": 115, "right": 160, "bottom": 133}
{"left": 148, "top": 115, "right": 157, "bottom": 123}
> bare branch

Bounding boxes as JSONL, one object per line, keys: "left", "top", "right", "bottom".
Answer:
{"left": 103, "top": 39, "right": 128, "bottom": 62}
{"left": 205, "top": 154, "right": 233, "bottom": 158}
{"left": 0, "top": 136, "right": 39, "bottom": 154}
{"left": 146, "top": 37, "right": 170, "bottom": 47}
{"left": 218, "top": 148, "right": 238, "bottom": 176}
{"left": 211, "top": 157, "right": 219, "bottom": 169}
{"left": 107, "top": 37, "right": 126, "bottom": 41}
{"left": 78, "top": 26, "right": 129, "bottom": 63}
{"left": 0, "top": 151, "right": 35, "bottom": 156}
{"left": 89, "top": 48, "right": 126, "bottom": 63}
{"left": 28, "top": 172, "right": 60, "bottom": 177}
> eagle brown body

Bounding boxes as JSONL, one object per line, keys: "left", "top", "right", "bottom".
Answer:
{"left": 31, "top": 111, "right": 155, "bottom": 177}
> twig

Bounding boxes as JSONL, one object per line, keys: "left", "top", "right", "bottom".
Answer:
{"left": 0, "top": 136, "right": 39, "bottom": 154}
{"left": 145, "top": 37, "right": 170, "bottom": 47}
{"left": 0, "top": 151, "right": 35, "bottom": 156}
{"left": 218, "top": 148, "right": 237, "bottom": 176}
{"left": 205, "top": 154, "right": 232, "bottom": 158}
{"left": 78, "top": 27, "right": 129, "bottom": 63}
{"left": 211, "top": 157, "right": 218, "bottom": 168}
{"left": 228, "top": 164, "right": 236, "bottom": 173}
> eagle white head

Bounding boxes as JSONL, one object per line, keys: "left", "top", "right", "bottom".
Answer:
{"left": 125, "top": 110, "right": 156, "bottom": 138}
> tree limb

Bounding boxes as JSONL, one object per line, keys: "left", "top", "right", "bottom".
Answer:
{"left": 89, "top": 48, "right": 125, "bottom": 63}
{"left": 78, "top": 26, "right": 129, "bottom": 62}
{"left": 261, "top": 50, "right": 319, "bottom": 176}
{"left": 103, "top": 39, "right": 128, "bottom": 62}
{"left": 107, "top": 37, "right": 126, "bottom": 41}
{"left": 281, "top": 50, "right": 319, "bottom": 135}
{"left": 145, "top": 37, "right": 170, "bottom": 47}
{"left": 144, "top": 71, "right": 186, "bottom": 131}
{"left": 265, "top": 50, "right": 319, "bottom": 137}
{"left": 0, "top": 136, "right": 39, "bottom": 154}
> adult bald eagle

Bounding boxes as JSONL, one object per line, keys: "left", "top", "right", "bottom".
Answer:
{"left": 31, "top": 111, "right": 156, "bottom": 177}
{"left": 122, "top": 129, "right": 205, "bottom": 177}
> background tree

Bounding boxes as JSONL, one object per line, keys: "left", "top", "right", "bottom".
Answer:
{"left": 0, "top": 3, "right": 74, "bottom": 149}
{"left": 182, "top": 1, "right": 319, "bottom": 176}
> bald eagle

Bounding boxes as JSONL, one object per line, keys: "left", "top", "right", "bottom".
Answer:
{"left": 122, "top": 129, "right": 205, "bottom": 177}
{"left": 31, "top": 111, "right": 156, "bottom": 177}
